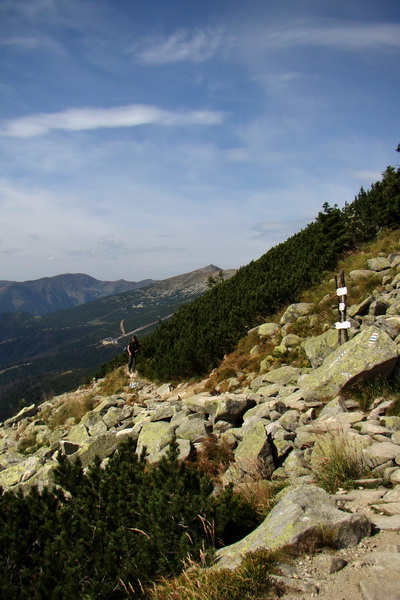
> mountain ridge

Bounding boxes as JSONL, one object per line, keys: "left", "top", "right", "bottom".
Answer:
{"left": 0, "top": 272, "right": 155, "bottom": 316}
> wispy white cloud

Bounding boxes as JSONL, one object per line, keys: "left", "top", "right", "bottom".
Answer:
{"left": 347, "top": 169, "right": 383, "bottom": 181}
{"left": 250, "top": 219, "right": 310, "bottom": 240}
{"left": 264, "top": 22, "right": 400, "bottom": 51}
{"left": 1, "top": 36, "right": 42, "bottom": 50}
{"left": 135, "top": 28, "right": 223, "bottom": 65}
{"left": 1, "top": 104, "right": 225, "bottom": 138}
{"left": 68, "top": 235, "right": 184, "bottom": 259}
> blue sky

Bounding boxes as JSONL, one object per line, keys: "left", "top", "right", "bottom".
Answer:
{"left": 0, "top": 0, "right": 399, "bottom": 283}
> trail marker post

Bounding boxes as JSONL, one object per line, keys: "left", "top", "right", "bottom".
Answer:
{"left": 334, "top": 270, "right": 349, "bottom": 344}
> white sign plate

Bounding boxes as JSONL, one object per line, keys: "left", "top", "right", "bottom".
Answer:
{"left": 336, "top": 287, "right": 348, "bottom": 296}
{"left": 334, "top": 321, "right": 351, "bottom": 329}
{"left": 339, "top": 302, "right": 346, "bottom": 311}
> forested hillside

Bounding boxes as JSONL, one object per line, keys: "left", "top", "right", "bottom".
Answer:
{"left": 0, "top": 266, "right": 231, "bottom": 420}
{"left": 129, "top": 164, "right": 400, "bottom": 382}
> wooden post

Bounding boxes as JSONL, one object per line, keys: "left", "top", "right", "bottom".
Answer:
{"left": 339, "top": 270, "right": 349, "bottom": 343}
{"left": 335, "top": 270, "right": 349, "bottom": 344}
{"left": 335, "top": 275, "right": 342, "bottom": 345}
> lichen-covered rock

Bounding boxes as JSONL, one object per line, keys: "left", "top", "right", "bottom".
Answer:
{"left": 363, "top": 441, "right": 400, "bottom": 467}
{"left": 302, "top": 329, "right": 339, "bottom": 368}
{"left": 261, "top": 366, "right": 301, "bottom": 387}
{"left": 280, "top": 303, "right": 316, "bottom": 325}
{"left": 66, "top": 422, "right": 91, "bottom": 444}
{"left": 174, "top": 417, "right": 211, "bottom": 442}
{"left": 150, "top": 404, "right": 179, "bottom": 422}
{"left": 382, "top": 416, "right": 400, "bottom": 431}
{"left": 204, "top": 395, "right": 255, "bottom": 423}
{"left": 300, "top": 327, "right": 398, "bottom": 401}
{"left": 0, "top": 455, "right": 43, "bottom": 489}
{"left": 282, "top": 333, "right": 303, "bottom": 348}
{"left": 369, "top": 299, "right": 391, "bottom": 316}
{"left": 4, "top": 404, "right": 38, "bottom": 426}
{"left": 375, "top": 315, "right": 400, "bottom": 339}
{"left": 367, "top": 257, "right": 391, "bottom": 271}
{"left": 181, "top": 394, "right": 212, "bottom": 415}
{"left": 348, "top": 295, "right": 375, "bottom": 318}
{"left": 136, "top": 421, "right": 175, "bottom": 462}
{"left": 257, "top": 322, "right": 280, "bottom": 339}
{"left": 242, "top": 403, "right": 272, "bottom": 425}
{"left": 233, "top": 421, "right": 274, "bottom": 478}
{"left": 348, "top": 269, "right": 381, "bottom": 283}
{"left": 282, "top": 449, "right": 312, "bottom": 479}
{"left": 214, "top": 485, "right": 371, "bottom": 570}
{"left": 74, "top": 432, "right": 127, "bottom": 468}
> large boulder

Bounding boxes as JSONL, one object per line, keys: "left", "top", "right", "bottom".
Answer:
{"left": 136, "top": 421, "right": 175, "bottom": 462}
{"left": 204, "top": 395, "right": 255, "bottom": 424}
{"left": 348, "top": 270, "right": 381, "bottom": 284}
{"left": 214, "top": 485, "right": 371, "bottom": 570}
{"left": 367, "top": 256, "right": 391, "bottom": 271}
{"left": 258, "top": 322, "right": 280, "bottom": 339}
{"left": 74, "top": 432, "right": 127, "bottom": 468}
{"left": 300, "top": 327, "right": 398, "bottom": 401}
{"left": 280, "top": 303, "right": 316, "bottom": 325}
{"left": 232, "top": 421, "right": 275, "bottom": 478}
{"left": 182, "top": 394, "right": 212, "bottom": 415}
{"left": 260, "top": 366, "right": 302, "bottom": 387}
{"left": 4, "top": 404, "right": 39, "bottom": 426}
{"left": 174, "top": 417, "right": 211, "bottom": 442}
{"left": 0, "top": 455, "right": 43, "bottom": 489}
{"left": 302, "top": 329, "right": 339, "bottom": 368}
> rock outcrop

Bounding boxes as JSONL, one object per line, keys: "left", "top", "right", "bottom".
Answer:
{"left": 215, "top": 485, "right": 371, "bottom": 570}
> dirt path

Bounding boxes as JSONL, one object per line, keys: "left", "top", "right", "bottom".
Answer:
{"left": 279, "top": 487, "right": 400, "bottom": 600}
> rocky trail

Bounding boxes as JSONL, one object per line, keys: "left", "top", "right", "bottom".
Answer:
{"left": 278, "top": 487, "right": 400, "bottom": 600}
{"left": 3, "top": 251, "right": 400, "bottom": 598}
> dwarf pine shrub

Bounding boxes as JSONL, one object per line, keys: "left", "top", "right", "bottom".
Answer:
{"left": 0, "top": 440, "right": 270, "bottom": 600}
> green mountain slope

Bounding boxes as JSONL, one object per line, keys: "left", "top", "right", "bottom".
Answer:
{"left": 133, "top": 165, "right": 400, "bottom": 382}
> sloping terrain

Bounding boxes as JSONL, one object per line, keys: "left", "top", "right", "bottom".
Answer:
{"left": 0, "top": 265, "right": 234, "bottom": 419}
{"left": 2, "top": 242, "right": 400, "bottom": 599}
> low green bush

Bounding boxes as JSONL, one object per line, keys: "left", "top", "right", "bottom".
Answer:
{"left": 0, "top": 440, "right": 271, "bottom": 600}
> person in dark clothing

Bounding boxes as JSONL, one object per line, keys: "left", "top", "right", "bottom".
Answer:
{"left": 127, "top": 335, "right": 140, "bottom": 373}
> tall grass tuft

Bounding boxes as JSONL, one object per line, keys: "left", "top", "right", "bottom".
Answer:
{"left": 312, "top": 431, "right": 368, "bottom": 493}
{"left": 149, "top": 548, "right": 284, "bottom": 600}
{"left": 345, "top": 377, "right": 400, "bottom": 412}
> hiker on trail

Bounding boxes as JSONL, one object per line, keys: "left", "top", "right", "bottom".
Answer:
{"left": 127, "top": 335, "right": 140, "bottom": 373}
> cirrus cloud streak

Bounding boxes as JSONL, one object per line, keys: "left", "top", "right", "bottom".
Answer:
{"left": 1, "top": 104, "right": 226, "bottom": 138}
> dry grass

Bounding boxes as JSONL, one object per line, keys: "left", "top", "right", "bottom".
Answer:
{"left": 36, "top": 367, "right": 131, "bottom": 430}
{"left": 312, "top": 431, "right": 368, "bottom": 493}
{"left": 45, "top": 393, "right": 97, "bottom": 429}
{"left": 234, "top": 479, "right": 286, "bottom": 522}
{"left": 96, "top": 366, "right": 127, "bottom": 396}
{"left": 193, "top": 436, "right": 235, "bottom": 482}
{"left": 148, "top": 548, "right": 284, "bottom": 600}
{"left": 345, "top": 378, "right": 400, "bottom": 413}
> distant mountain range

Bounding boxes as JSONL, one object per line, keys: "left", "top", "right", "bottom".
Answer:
{"left": 0, "top": 265, "right": 235, "bottom": 420}
{"left": 0, "top": 273, "right": 154, "bottom": 316}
